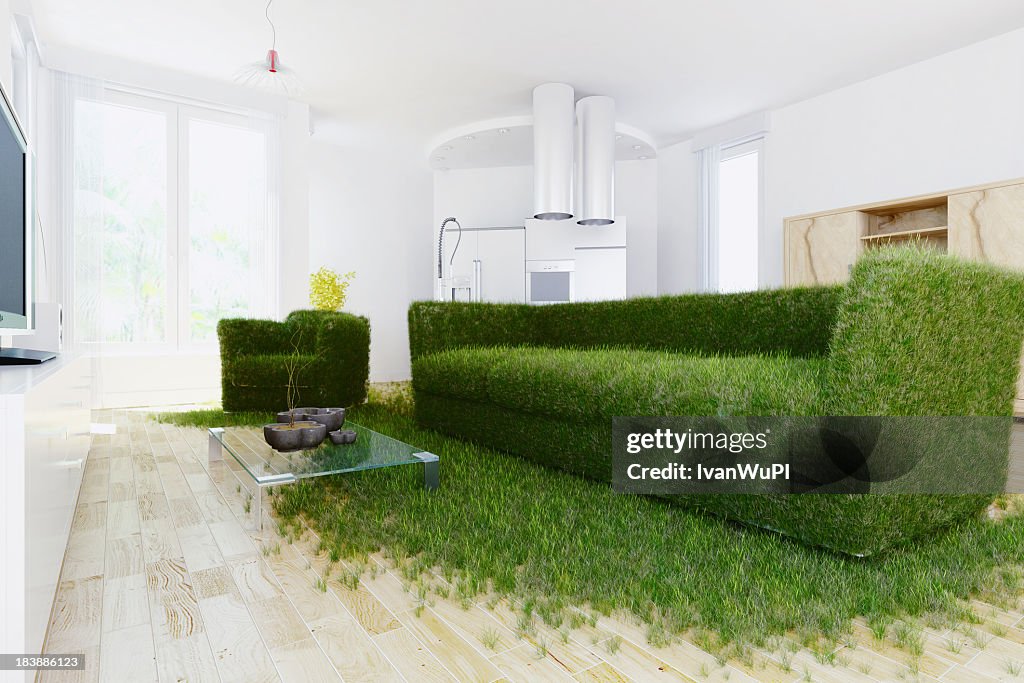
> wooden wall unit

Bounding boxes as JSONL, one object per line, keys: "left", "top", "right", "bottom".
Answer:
{"left": 783, "top": 177, "right": 1024, "bottom": 410}
{"left": 784, "top": 177, "right": 1024, "bottom": 287}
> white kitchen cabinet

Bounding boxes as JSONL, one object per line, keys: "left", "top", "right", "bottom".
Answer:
{"left": 575, "top": 246, "right": 627, "bottom": 301}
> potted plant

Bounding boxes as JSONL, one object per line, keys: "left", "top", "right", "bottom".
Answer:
{"left": 264, "top": 329, "right": 328, "bottom": 452}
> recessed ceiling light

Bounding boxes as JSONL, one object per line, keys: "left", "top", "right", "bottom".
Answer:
{"left": 632, "top": 144, "right": 642, "bottom": 151}
{"left": 497, "top": 128, "right": 510, "bottom": 134}
{"left": 615, "top": 134, "right": 623, "bottom": 140}
{"left": 638, "top": 155, "right": 648, "bottom": 160}
{"left": 434, "top": 156, "right": 445, "bottom": 161}
{"left": 463, "top": 135, "right": 475, "bottom": 140}
{"left": 442, "top": 145, "right": 453, "bottom": 151}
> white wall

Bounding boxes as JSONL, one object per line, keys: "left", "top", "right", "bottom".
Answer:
{"left": 0, "top": 0, "right": 11, "bottom": 92}
{"left": 656, "top": 139, "right": 698, "bottom": 294}
{"left": 433, "top": 159, "right": 659, "bottom": 297}
{"left": 761, "top": 26, "right": 1024, "bottom": 286}
{"left": 308, "top": 140, "right": 433, "bottom": 383}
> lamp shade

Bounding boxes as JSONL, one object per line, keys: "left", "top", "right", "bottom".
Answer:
{"left": 532, "top": 83, "right": 575, "bottom": 220}
{"left": 576, "top": 96, "right": 615, "bottom": 226}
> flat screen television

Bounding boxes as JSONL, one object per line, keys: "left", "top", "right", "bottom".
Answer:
{"left": 0, "top": 77, "right": 50, "bottom": 364}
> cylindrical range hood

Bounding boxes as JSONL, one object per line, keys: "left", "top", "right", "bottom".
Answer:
{"left": 532, "top": 83, "right": 575, "bottom": 220}
{"left": 575, "top": 96, "right": 616, "bottom": 226}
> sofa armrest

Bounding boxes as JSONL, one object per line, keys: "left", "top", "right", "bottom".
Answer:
{"left": 314, "top": 312, "right": 371, "bottom": 405}
{"left": 217, "top": 318, "right": 291, "bottom": 359}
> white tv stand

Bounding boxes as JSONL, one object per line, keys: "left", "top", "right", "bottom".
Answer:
{"left": 0, "top": 356, "right": 93, "bottom": 675}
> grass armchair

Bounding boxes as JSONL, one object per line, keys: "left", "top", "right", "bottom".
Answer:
{"left": 218, "top": 310, "right": 370, "bottom": 412}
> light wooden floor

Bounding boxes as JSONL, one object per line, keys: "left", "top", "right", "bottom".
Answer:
{"left": 39, "top": 411, "right": 1024, "bottom": 683}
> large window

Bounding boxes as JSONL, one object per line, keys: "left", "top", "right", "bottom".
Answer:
{"left": 72, "top": 90, "right": 275, "bottom": 349}
{"left": 716, "top": 140, "right": 761, "bottom": 293}
{"left": 698, "top": 136, "right": 764, "bottom": 293}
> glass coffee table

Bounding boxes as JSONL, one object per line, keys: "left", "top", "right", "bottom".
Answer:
{"left": 208, "top": 422, "right": 439, "bottom": 528}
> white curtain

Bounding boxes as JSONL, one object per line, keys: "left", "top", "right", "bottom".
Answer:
{"left": 247, "top": 110, "right": 282, "bottom": 320}
{"left": 46, "top": 70, "right": 106, "bottom": 352}
{"left": 697, "top": 144, "right": 720, "bottom": 293}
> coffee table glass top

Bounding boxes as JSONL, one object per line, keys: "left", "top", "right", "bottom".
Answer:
{"left": 209, "top": 422, "right": 436, "bottom": 486}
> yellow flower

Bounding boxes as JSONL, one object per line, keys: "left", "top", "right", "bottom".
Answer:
{"left": 309, "top": 267, "right": 356, "bottom": 311}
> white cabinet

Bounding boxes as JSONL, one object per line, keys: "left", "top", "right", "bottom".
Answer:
{"left": 575, "top": 247, "right": 627, "bottom": 301}
{"left": 476, "top": 229, "right": 526, "bottom": 303}
{"left": 0, "top": 356, "right": 93, "bottom": 671}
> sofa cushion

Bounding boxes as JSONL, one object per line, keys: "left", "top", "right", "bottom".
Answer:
{"left": 414, "top": 346, "right": 826, "bottom": 419}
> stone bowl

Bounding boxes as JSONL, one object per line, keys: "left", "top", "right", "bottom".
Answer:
{"left": 304, "top": 407, "right": 346, "bottom": 431}
{"left": 264, "top": 421, "right": 327, "bottom": 452}
{"left": 328, "top": 429, "right": 357, "bottom": 445}
{"left": 276, "top": 407, "right": 319, "bottom": 424}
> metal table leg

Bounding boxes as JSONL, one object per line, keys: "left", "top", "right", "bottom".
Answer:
{"left": 415, "top": 452, "right": 440, "bottom": 490}
{"left": 208, "top": 428, "right": 224, "bottom": 464}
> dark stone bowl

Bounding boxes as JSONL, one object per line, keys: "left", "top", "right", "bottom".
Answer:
{"left": 264, "top": 421, "right": 327, "bottom": 452}
{"left": 276, "top": 407, "right": 319, "bottom": 423}
{"left": 305, "top": 407, "right": 346, "bottom": 431}
{"left": 328, "top": 429, "right": 357, "bottom": 445}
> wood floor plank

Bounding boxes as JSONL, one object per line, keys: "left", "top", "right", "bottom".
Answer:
{"left": 177, "top": 523, "right": 225, "bottom": 573}
{"left": 192, "top": 565, "right": 237, "bottom": 601}
{"left": 37, "top": 645, "right": 100, "bottom": 683}
{"left": 308, "top": 615, "right": 403, "bottom": 683}
{"left": 101, "top": 573, "right": 150, "bottom": 633}
{"left": 430, "top": 599, "right": 518, "bottom": 655}
{"left": 105, "top": 534, "right": 145, "bottom": 579}
{"left": 270, "top": 637, "right": 342, "bottom": 683}
{"left": 106, "top": 499, "right": 142, "bottom": 539}
{"left": 199, "top": 592, "right": 281, "bottom": 683}
{"left": 137, "top": 492, "right": 170, "bottom": 522}
{"left": 208, "top": 519, "right": 258, "bottom": 563}
{"left": 61, "top": 530, "right": 106, "bottom": 581}
{"left": 154, "top": 632, "right": 220, "bottom": 683}
{"left": 146, "top": 557, "right": 205, "bottom": 641}
{"left": 267, "top": 552, "right": 339, "bottom": 624}
{"left": 45, "top": 576, "right": 103, "bottom": 654}
{"left": 328, "top": 579, "right": 401, "bottom": 636}
{"left": 71, "top": 502, "right": 107, "bottom": 534}
{"left": 374, "top": 626, "right": 458, "bottom": 682}
{"left": 573, "top": 661, "right": 632, "bottom": 682}
{"left": 596, "top": 637, "right": 692, "bottom": 683}
{"left": 397, "top": 607, "right": 504, "bottom": 682}
{"left": 250, "top": 596, "right": 312, "bottom": 649}
{"left": 169, "top": 496, "right": 204, "bottom": 528}
{"left": 491, "top": 641, "right": 581, "bottom": 682}
{"left": 230, "top": 558, "right": 285, "bottom": 603}
{"left": 140, "top": 517, "right": 184, "bottom": 565}
{"left": 99, "top": 623, "right": 158, "bottom": 682}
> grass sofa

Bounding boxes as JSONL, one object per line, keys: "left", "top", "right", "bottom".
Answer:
{"left": 218, "top": 310, "right": 369, "bottom": 412}
{"left": 409, "top": 248, "right": 1024, "bottom": 555}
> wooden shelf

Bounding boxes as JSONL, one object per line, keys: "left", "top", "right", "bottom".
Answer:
{"left": 860, "top": 226, "right": 948, "bottom": 242}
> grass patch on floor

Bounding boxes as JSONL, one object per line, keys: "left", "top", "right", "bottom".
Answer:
{"left": 265, "top": 394, "right": 1024, "bottom": 648}
{"left": 155, "top": 408, "right": 275, "bottom": 428}
{"left": 156, "top": 390, "right": 1024, "bottom": 648}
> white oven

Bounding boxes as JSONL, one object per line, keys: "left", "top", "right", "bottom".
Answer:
{"left": 526, "top": 259, "right": 575, "bottom": 304}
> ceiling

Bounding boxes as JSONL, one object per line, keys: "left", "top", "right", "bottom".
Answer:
{"left": 426, "top": 121, "right": 656, "bottom": 170}
{"left": 30, "top": 0, "right": 1024, "bottom": 150}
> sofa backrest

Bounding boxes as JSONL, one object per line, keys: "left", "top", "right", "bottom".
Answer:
{"left": 408, "top": 286, "right": 843, "bottom": 361}
{"left": 827, "top": 247, "right": 1024, "bottom": 416}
